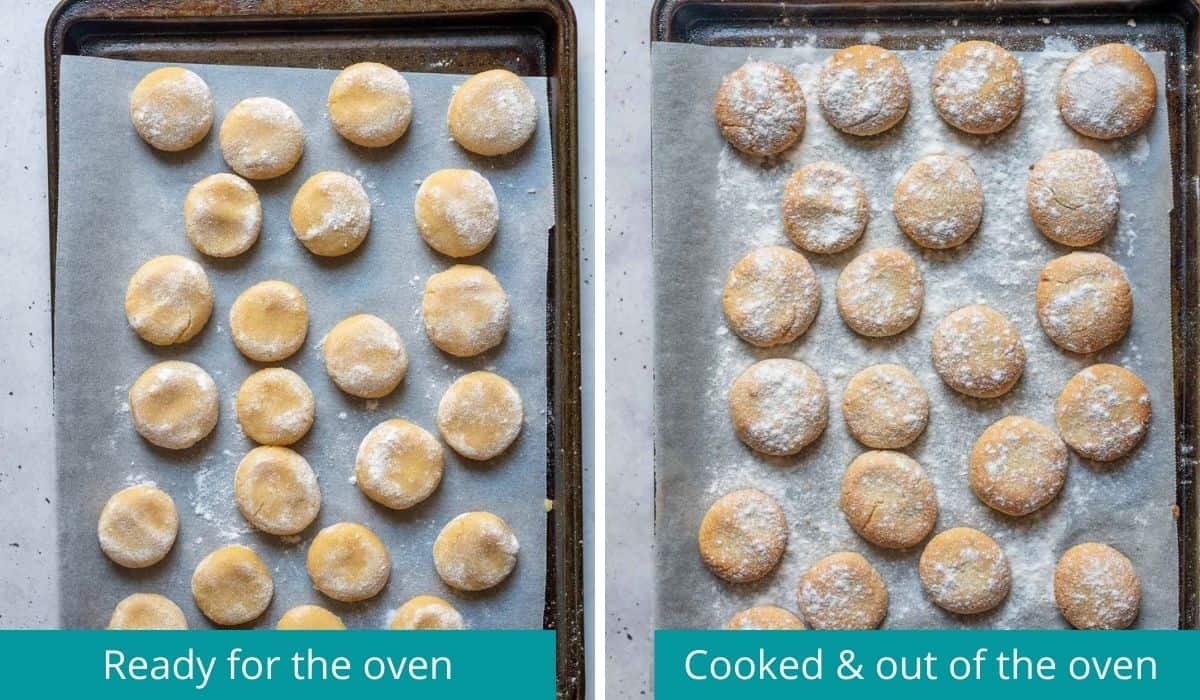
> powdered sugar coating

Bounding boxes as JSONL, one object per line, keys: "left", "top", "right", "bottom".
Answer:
{"left": 124, "top": 255, "right": 213, "bottom": 346}
{"left": 436, "top": 371, "right": 523, "bottom": 460}
{"left": 322, "top": 314, "right": 408, "bottom": 399}
{"left": 1027, "top": 149, "right": 1119, "bottom": 247}
{"left": 97, "top": 484, "right": 179, "bottom": 568}
{"left": 1037, "top": 252, "right": 1132, "bottom": 354}
{"left": 715, "top": 61, "right": 806, "bottom": 157}
{"left": 306, "top": 522, "right": 391, "bottom": 602}
{"left": 931, "top": 305, "right": 1025, "bottom": 399}
{"left": 128, "top": 360, "right": 219, "bottom": 449}
{"left": 728, "top": 358, "right": 828, "bottom": 456}
{"left": 219, "top": 96, "right": 304, "bottom": 179}
{"left": 893, "top": 154, "right": 984, "bottom": 249}
{"left": 782, "top": 161, "right": 868, "bottom": 254}
{"left": 414, "top": 169, "right": 499, "bottom": 257}
{"left": 355, "top": 419, "right": 444, "bottom": 510}
{"left": 722, "top": 246, "right": 820, "bottom": 346}
{"left": 184, "top": 173, "right": 262, "bottom": 258}
{"left": 1058, "top": 43, "right": 1156, "bottom": 140}
{"left": 1056, "top": 364, "right": 1150, "bottom": 462}
{"left": 970, "top": 416, "right": 1068, "bottom": 516}
{"left": 818, "top": 45, "right": 910, "bottom": 136}
{"left": 698, "top": 489, "right": 788, "bottom": 584}
{"left": 931, "top": 41, "right": 1024, "bottom": 134}
{"left": 234, "top": 446, "right": 321, "bottom": 536}
{"left": 797, "top": 552, "right": 888, "bottom": 630}
{"left": 235, "top": 368, "right": 315, "bottom": 446}
{"left": 191, "top": 544, "right": 274, "bottom": 626}
{"left": 842, "top": 364, "right": 929, "bottom": 449}
{"left": 839, "top": 450, "right": 938, "bottom": 549}
{"left": 433, "top": 512, "right": 519, "bottom": 591}
{"left": 328, "top": 62, "right": 413, "bottom": 147}
{"left": 836, "top": 247, "right": 923, "bottom": 337}
{"left": 1054, "top": 542, "right": 1141, "bottom": 629}
{"left": 130, "top": 67, "right": 213, "bottom": 151}
{"left": 390, "top": 595, "right": 465, "bottom": 630}
{"left": 919, "top": 528, "right": 1011, "bottom": 614}
{"left": 290, "top": 170, "right": 371, "bottom": 257}
{"left": 422, "top": 265, "right": 510, "bottom": 357}
{"left": 448, "top": 69, "right": 537, "bottom": 156}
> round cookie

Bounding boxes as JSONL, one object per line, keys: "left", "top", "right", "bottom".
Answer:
{"left": 1037, "top": 252, "right": 1132, "bottom": 354}
{"left": 327, "top": 62, "right": 413, "bottom": 147}
{"left": 184, "top": 173, "right": 262, "bottom": 258}
{"left": 108, "top": 593, "right": 188, "bottom": 630}
{"left": 842, "top": 364, "right": 929, "bottom": 449}
{"left": 219, "top": 96, "right": 304, "bottom": 179}
{"left": 970, "top": 416, "right": 1068, "bottom": 516}
{"left": 725, "top": 605, "right": 806, "bottom": 630}
{"left": 414, "top": 169, "right": 499, "bottom": 258}
{"left": 97, "top": 484, "right": 179, "bottom": 568}
{"left": 931, "top": 305, "right": 1025, "bottom": 399}
{"left": 433, "top": 511, "right": 519, "bottom": 591}
{"left": 128, "top": 361, "right": 219, "bottom": 450}
{"left": 721, "top": 246, "right": 820, "bottom": 347}
{"left": 781, "top": 161, "right": 869, "bottom": 254}
{"left": 422, "top": 265, "right": 510, "bottom": 357}
{"left": 235, "top": 368, "right": 315, "bottom": 446}
{"left": 436, "top": 371, "right": 523, "bottom": 460}
{"left": 129, "top": 67, "right": 213, "bottom": 152}
{"left": 836, "top": 247, "right": 923, "bottom": 337}
{"left": 919, "top": 527, "right": 1011, "bottom": 614}
{"left": 1054, "top": 542, "right": 1141, "bottom": 629}
{"left": 234, "top": 446, "right": 321, "bottom": 536}
{"left": 229, "top": 280, "right": 308, "bottom": 362}
{"left": 796, "top": 552, "right": 888, "bottom": 630}
{"left": 714, "top": 61, "right": 805, "bottom": 157}
{"left": 818, "top": 45, "right": 910, "bottom": 136}
{"left": 290, "top": 171, "right": 371, "bottom": 257}
{"left": 1056, "top": 364, "right": 1150, "bottom": 461}
{"left": 698, "top": 489, "right": 787, "bottom": 584}
{"left": 277, "top": 604, "right": 346, "bottom": 630}
{"left": 931, "top": 40, "right": 1024, "bottom": 134}
{"left": 1058, "top": 43, "right": 1156, "bottom": 140}
{"left": 389, "top": 595, "right": 465, "bottom": 630}
{"left": 840, "top": 451, "right": 938, "bottom": 549}
{"left": 1027, "top": 149, "right": 1119, "bottom": 247}
{"left": 355, "top": 419, "right": 444, "bottom": 510}
{"left": 893, "top": 155, "right": 984, "bottom": 249}
{"left": 307, "top": 522, "right": 391, "bottom": 602}
{"left": 447, "top": 69, "right": 537, "bottom": 156}
{"left": 125, "top": 255, "right": 213, "bottom": 346}
{"left": 729, "top": 359, "right": 828, "bottom": 456}
{"left": 322, "top": 314, "right": 408, "bottom": 399}
{"left": 191, "top": 545, "right": 273, "bottom": 626}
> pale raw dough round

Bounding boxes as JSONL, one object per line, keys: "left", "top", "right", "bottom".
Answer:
{"left": 1056, "top": 364, "right": 1150, "bottom": 461}
{"left": 1027, "top": 149, "right": 1119, "bottom": 247}
{"left": 125, "top": 255, "right": 213, "bottom": 346}
{"left": 729, "top": 358, "right": 828, "bottom": 456}
{"left": 1037, "top": 252, "right": 1132, "bottom": 354}
{"left": 1054, "top": 542, "right": 1141, "bottom": 629}
{"left": 130, "top": 67, "right": 213, "bottom": 152}
{"left": 836, "top": 247, "right": 923, "bottom": 337}
{"left": 698, "top": 489, "right": 787, "bottom": 584}
{"left": 307, "top": 522, "right": 391, "bottom": 602}
{"left": 781, "top": 161, "right": 869, "bottom": 254}
{"left": 970, "top": 416, "right": 1068, "bottom": 516}
{"left": 191, "top": 544, "right": 273, "bottom": 626}
{"left": 234, "top": 446, "right": 321, "bottom": 536}
{"left": 842, "top": 364, "right": 929, "bottom": 449}
{"left": 931, "top": 40, "right": 1024, "bottom": 134}
{"left": 919, "top": 527, "right": 1011, "bottom": 615}
{"left": 818, "top": 44, "right": 910, "bottom": 136}
{"left": 725, "top": 605, "right": 806, "bottom": 630}
{"left": 840, "top": 450, "right": 938, "bottom": 549}
{"left": 721, "top": 246, "right": 820, "bottom": 347}
{"left": 389, "top": 595, "right": 465, "bottom": 630}
{"left": 184, "top": 173, "right": 262, "bottom": 258}
{"left": 229, "top": 280, "right": 309, "bottom": 362}
{"left": 433, "top": 511, "right": 519, "bottom": 591}
{"left": 355, "top": 419, "right": 444, "bottom": 510}
{"left": 97, "top": 484, "right": 179, "bottom": 568}
{"left": 893, "top": 155, "right": 984, "bottom": 249}
{"left": 414, "top": 169, "right": 499, "bottom": 258}
{"left": 323, "top": 314, "right": 408, "bottom": 399}
{"left": 328, "top": 62, "right": 413, "bottom": 147}
{"left": 423, "top": 265, "right": 510, "bottom": 357}
{"left": 236, "top": 368, "right": 315, "bottom": 446}
{"left": 931, "top": 305, "right": 1026, "bottom": 399}
{"left": 796, "top": 552, "right": 888, "bottom": 630}
{"left": 276, "top": 604, "right": 346, "bottom": 630}
{"left": 219, "top": 96, "right": 304, "bottom": 179}
{"left": 714, "top": 61, "right": 805, "bottom": 157}
{"left": 447, "top": 69, "right": 537, "bottom": 156}
{"left": 436, "top": 371, "right": 523, "bottom": 460}
{"left": 1058, "top": 43, "right": 1156, "bottom": 140}
{"left": 290, "top": 170, "right": 371, "bottom": 257}
{"left": 108, "top": 593, "right": 188, "bottom": 630}
{"left": 129, "top": 360, "right": 219, "bottom": 450}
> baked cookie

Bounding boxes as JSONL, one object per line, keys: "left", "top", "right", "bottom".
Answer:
{"left": 836, "top": 247, "right": 923, "bottom": 337}
{"left": 842, "top": 364, "right": 929, "bottom": 449}
{"left": 725, "top": 605, "right": 806, "bottom": 630}
{"left": 781, "top": 161, "right": 869, "bottom": 254}
{"left": 1037, "top": 252, "right": 1132, "bottom": 354}
{"left": 931, "top": 40, "right": 1024, "bottom": 134}
{"left": 931, "top": 305, "right": 1025, "bottom": 399}
{"left": 698, "top": 489, "right": 787, "bottom": 584}
{"left": 714, "top": 62, "right": 805, "bottom": 157}
{"left": 893, "top": 155, "right": 984, "bottom": 249}
{"left": 1054, "top": 542, "right": 1141, "bottom": 629}
{"left": 1027, "top": 149, "right": 1119, "bottom": 247}
{"left": 818, "top": 45, "right": 910, "bottom": 136}
{"left": 1058, "top": 43, "right": 1156, "bottom": 140}
{"left": 722, "top": 246, "right": 820, "bottom": 347}
{"left": 919, "top": 527, "right": 1011, "bottom": 614}
{"left": 729, "top": 359, "right": 828, "bottom": 456}
{"left": 840, "top": 451, "right": 938, "bottom": 549}
{"left": 1056, "top": 364, "right": 1150, "bottom": 461}
{"left": 970, "top": 416, "right": 1068, "bottom": 516}
{"left": 796, "top": 552, "right": 888, "bottom": 630}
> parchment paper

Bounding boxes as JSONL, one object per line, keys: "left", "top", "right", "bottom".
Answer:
{"left": 54, "top": 55, "right": 554, "bottom": 630}
{"left": 653, "top": 40, "right": 1179, "bottom": 629}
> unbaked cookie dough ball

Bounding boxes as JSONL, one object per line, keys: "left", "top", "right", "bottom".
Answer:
{"left": 234, "top": 446, "right": 321, "bottom": 536}
{"left": 725, "top": 605, "right": 806, "bottom": 630}
{"left": 323, "top": 314, "right": 408, "bottom": 399}
{"left": 714, "top": 61, "right": 805, "bottom": 157}
{"left": 1037, "top": 252, "right": 1132, "bottom": 354}
{"left": 931, "top": 305, "right": 1025, "bottom": 399}
{"left": 423, "top": 265, "right": 510, "bottom": 357}
{"left": 1027, "top": 149, "right": 1119, "bottom": 247}
{"left": 328, "top": 62, "right": 413, "bottom": 147}
{"left": 729, "top": 359, "right": 828, "bottom": 456}
{"left": 448, "top": 69, "right": 537, "bottom": 156}
{"left": 893, "top": 155, "right": 984, "bottom": 249}
{"left": 1058, "top": 43, "right": 1156, "bottom": 140}
{"left": 276, "top": 604, "right": 345, "bottom": 630}
{"left": 818, "top": 45, "right": 910, "bottom": 136}
{"left": 433, "top": 511, "right": 519, "bottom": 592}
{"left": 840, "top": 451, "right": 938, "bottom": 549}
{"left": 931, "top": 41, "right": 1024, "bottom": 134}
{"left": 130, "top": 67, "right": 213, "bottom": 152}
{"left": 290, "top": 171, "right": 371, "bottom": 257}
{"left": 236, "top": 368, "right": 315, "bottom": 446}
{"left": 108, "top": 593, "right": 188, "bottom": 630}
{"left": 356, "top": 419, "right": 444, "bottom": 510}
{"left": 191, "top": 544, "right": 273, "bottom": 626}
{"left": 781, "top": 161, "right": 869, "bottom": 254}
{"left": 229, "top": 280, "right": 308, "bottom": 362}
{"left": 437, "top": 371, "right": 523, "bottom": 460}
{"left": 125, "top": 255, "right": 213, "bottom": 346}
{"left": 836, "top": 247, "right": 923, "bottom": 337}
{"left": 414, "top": 169, "right": 499, "bottom": 258}
{"left": 797, "top": 552, "right": 888, "bottom": 630}
{"left": 1054, "top": 542, "right": 1141, "bottom": 629}
{"left": 219, "top": 96, "right": 304, "bottom": 180}
{"left": 129, "top": 361, "right": 219, "bottom": 450}
{"left": 97, "top": 484, "right": 179, "bottom": 568}
{"left": 919, "top": 527, "right": 1011, "bottom": 615}
{"left": 389, "top": 595, "right": 465, "bottom": 630}
{"left": 1056, "top": 364, "right": 1150, "bottom": 461}
{"left": 307, "top": 522, "right": 391, "bottom": 602}
{"left": 184, "top": 173, "right": 262, "bottom": 258}
{"left": 970, "top": 416, "right": 1068, "bottom": 516}
{"left": 698, "top": 489, "right": 787, "bottom": 584}
{"left": 842, "top": 364, "right": 929, "bottom": 449}
{"left": 722, "top": 246, "right": 820, "bottom": 347}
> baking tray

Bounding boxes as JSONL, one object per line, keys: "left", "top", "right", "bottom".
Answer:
{"left": 650, "top": 0, "right": 1199, "bottom": 629}
{"left": 44, "top": 0, "right": 583, "bottom": 696}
